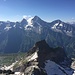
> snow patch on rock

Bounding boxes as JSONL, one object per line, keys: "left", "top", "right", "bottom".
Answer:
{"left": 44, "top": 60, "right": 73, "bottom": 75}
{"left": 64, "top": 30, "right": 72, "bottom": 36}
{"left": 28, "top": 51, "right": 38, "bottom": 62}
{"left": 51, "top": 22, "right": 59, "bottom": 29}
{"left": 59, "top": 23, "right": 63, "bottom": 26}
{"left": 15, "top": 72, "right": 24, "bottom": 75}
{"left": 13, "top": 24, "right": 16, "bottom": 28}
{"left": 1, "top": 61, "right": 18, "bottom": 71}
{"left": 4, "top": 26, "right": 12, "bottom": 31}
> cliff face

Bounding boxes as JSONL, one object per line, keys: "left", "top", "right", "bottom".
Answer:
{"left": 29, "top": 40, "right": 68, "bottom": 63}
{"left": 14, "top": 40, "right": 73, "bottom": 75}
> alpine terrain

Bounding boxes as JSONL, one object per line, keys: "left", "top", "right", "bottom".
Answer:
{"left": 0, "top": 16, "right": 75, "bottom": 58}
{"left": 0, "top": 40, "right": 75, "bottom": 75}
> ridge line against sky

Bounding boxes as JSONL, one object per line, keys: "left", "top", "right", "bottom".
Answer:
{"left": 0, "top": 0, "right": 75, "bottom": 22}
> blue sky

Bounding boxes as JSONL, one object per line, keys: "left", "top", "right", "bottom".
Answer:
{"left": 0, "top": 0, "right": 75, "bottom": 22}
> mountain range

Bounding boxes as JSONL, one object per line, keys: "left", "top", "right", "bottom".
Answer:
{"left": 0, "top": 16, "right": 75, "bottom": 57}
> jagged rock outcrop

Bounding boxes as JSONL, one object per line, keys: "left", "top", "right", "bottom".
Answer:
{"left": 14, "top": 40, "right": 73, "bottom": 75}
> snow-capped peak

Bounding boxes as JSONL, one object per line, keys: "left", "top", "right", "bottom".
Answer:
{"left": 24, "top": 16, "right": 34, "bottom": 30}
{"left": 23, "top": 16, "right": 34, "bottom": 25}
{"left": 27, "top": 17, "right": 34, "bottom": 25}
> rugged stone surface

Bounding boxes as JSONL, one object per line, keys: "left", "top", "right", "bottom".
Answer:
{"left": 13, "top": 40, "right": 73, "bottom": 75}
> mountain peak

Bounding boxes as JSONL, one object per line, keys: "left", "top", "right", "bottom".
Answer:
{"left": 34, "top": 15, "right": 40, "bottom": 19}
{"left": 21, "top": 18, "right": 27, "bottom": 22}
{"left": 32, "top": 16, "right": 41, "bottom": 22}
{"left": 35, "top": 40, "right": 51, "bottom": 51}
{"left": 53, "top": 19, "right": 63, "bottom": 23}
{"left": 21, "top": 18, "right": 28, "bottom": 26}
{"left": 29, "top": 40, "right": 68, "bottom": 63}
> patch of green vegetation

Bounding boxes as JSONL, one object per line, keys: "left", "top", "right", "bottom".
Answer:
{"left": 13, "top": 53, "right": 28, "bottom": 69}
{"left": 0, "top": 52, "right": 27, "bottom": 66}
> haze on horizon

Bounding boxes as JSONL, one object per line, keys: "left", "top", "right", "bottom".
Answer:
{"left": 0, "top": 0, "right": 75, "bottom": 22}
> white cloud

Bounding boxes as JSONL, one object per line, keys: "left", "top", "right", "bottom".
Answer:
{"left": 23, "top": 15, "right": 28, "bottom": 19}
{"left": 23, "top": 15, "right": 32, "bottom": 20}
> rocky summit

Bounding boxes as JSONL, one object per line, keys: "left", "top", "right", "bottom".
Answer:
{"left": 12, "top": 40, "right": 73, "bottom": 75}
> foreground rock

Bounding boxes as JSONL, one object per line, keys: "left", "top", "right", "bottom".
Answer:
{"left": 13, "top": 40, "right": 73, "bottom": 75}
